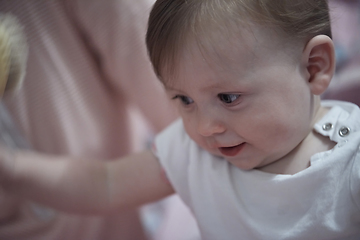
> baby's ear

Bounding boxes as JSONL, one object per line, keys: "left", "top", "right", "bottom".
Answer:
{"left": 302, "top": 35, "right": 335, "bottom": 95}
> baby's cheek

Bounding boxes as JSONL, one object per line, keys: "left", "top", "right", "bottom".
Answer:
{"left": 253, "top": 120, "right": 294, "bottom": 145}
{"left": 268, "top": 123, "right": 303, "bottom": 152}
{"left": 183, "top": 122, "right": 199, "bottom": 143}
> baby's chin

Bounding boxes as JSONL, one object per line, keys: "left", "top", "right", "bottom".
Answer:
{"left": 207, "top": 151, "right": 257, "bottom": 170}
{"left": 228, "top": 159, "right": 257, "bottom": 171}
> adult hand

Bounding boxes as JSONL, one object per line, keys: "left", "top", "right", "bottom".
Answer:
{"left": 0, "top": 144, "right": 15, "bottom": 188}
{"left": 0, "top": 145, "right": 20, "bottom": 221}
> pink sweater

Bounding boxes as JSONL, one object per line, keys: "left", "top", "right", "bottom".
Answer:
{"left": 0, "top": 0, "right": 176, "bottom": 239}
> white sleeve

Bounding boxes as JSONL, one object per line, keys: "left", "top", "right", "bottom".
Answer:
{"left": 350, "top": 138, "right": 360, "bottom": 210}
{"left": 153, "top": 119, "right": 193, "bottom": 204}
{"left": 153, "top": 118, "right": 231, "bottom": 207}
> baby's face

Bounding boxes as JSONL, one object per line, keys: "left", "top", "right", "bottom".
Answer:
{"left": 164, "top": 26, "right": 317, "bottom": 170}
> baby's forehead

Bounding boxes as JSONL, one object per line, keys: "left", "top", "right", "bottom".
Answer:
{"left": 161, "top": 25, "right": 302, "bottom": 88}
{"left": 158, "top": 10, "right": 305, "bottom": 85}
{"left": 161, "top": 37, "right": 254, "bottom": 87}
{"left": 178, "top": 25, "right": 290, "bottom": 68}
{"left": 182, "top": 33, "right": 255, "bottom": 71}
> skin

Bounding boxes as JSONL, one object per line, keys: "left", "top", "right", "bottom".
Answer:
{"left": 165, "top": 25, "right": 336, "bottom": 174}
{"left": 0, "top": 23, "right": 336, "bottom": 214}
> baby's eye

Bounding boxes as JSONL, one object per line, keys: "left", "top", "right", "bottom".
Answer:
{"left": 172, "top": 95, "right": 194, "bottom": 105}
{"left": 218, "top": 93, "right": 240, "bottom": 104}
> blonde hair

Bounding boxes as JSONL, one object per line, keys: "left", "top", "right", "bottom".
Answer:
{"left": 0, "top": 14, "right": 28, "bottom": 95}
{"left": 146, "top": 0, "right": 331, "bottom": 80}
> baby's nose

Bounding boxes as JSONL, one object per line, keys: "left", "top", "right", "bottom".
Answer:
{"left": 196, "top": 114, "right": 225, "bottom": 137}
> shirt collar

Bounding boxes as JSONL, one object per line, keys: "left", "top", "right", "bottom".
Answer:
{"left": 314, "top": 100, "right": 360, "bottom": 143}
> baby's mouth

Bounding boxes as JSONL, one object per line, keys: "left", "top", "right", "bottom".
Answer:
{"left": 219, "top": 143, "right": 245, "bottom": 157}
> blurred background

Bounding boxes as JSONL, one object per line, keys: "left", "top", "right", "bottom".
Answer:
{"left": 0, "top": 0, "right": 359, "bottom": 240}
{"left": 323, "top": 0, "right": 360, "bottom": 106}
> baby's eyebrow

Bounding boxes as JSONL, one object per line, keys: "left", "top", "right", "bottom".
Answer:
{"left": 164, "top": 85, "right": 180, "bottom": 92}
{"left": 200, "top": 82, "right": 225, "bottom": 91}
{"left": 164, "top": 86, "right": 173, "bottom": 90}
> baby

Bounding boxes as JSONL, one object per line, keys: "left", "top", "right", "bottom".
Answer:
{"left": 1, "top": 0, "right": 360, "bottom": 239}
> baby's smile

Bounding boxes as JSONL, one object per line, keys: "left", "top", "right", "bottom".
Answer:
{"left": 218, "top": 143, "right": 245, "bottom": 157}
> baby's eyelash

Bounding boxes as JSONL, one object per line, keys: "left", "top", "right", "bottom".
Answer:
{"left": 218, "top": 93, "right": 241, "bottom": 104}
{"left": 171, "top": 95, "right": 182, "bottom": 101}
{"left": 172, "top": 95, "right": 194, "bottom": 105}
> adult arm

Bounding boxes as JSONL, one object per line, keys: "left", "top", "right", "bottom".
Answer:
{"left": 1, "top": 149, "right": 174, "bottom": 215}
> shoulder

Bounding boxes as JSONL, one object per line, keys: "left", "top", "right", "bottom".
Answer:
{"left": 153, "top": 119, "right": 226, "bottom": 202}
{"left": 317, "top": 100, "right": 360, "bottom": 141}
{"left": 154, "top": 119, "right": 189, "bottom": 155}
{"left": 153, "top": 118, "right": 205, "bottom": 170}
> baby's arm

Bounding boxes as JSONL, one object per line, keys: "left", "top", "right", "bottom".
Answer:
{"left": 0, "top": 149, "right": 174, "bottom": 215}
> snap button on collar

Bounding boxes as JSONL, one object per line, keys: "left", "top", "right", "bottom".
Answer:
{"left": 322, "top": 123, "right": 333, "bottom": 131}
{"left": 339, "top": 126, "right": 350, "bottom": 137}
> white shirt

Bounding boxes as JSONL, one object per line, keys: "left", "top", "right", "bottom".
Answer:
{"left": 154, "top": 100, "right": 360, "bottom": 240}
